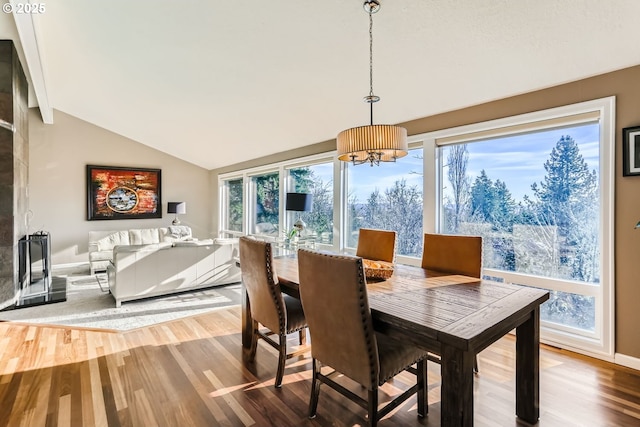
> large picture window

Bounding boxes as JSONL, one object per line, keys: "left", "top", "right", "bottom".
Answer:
{"left": 429, "top": 97, "right": 614, "bottom": 358}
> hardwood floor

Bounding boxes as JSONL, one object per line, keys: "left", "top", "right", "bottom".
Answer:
{"left": 1, "top": 307, "right": 639, "bottom": 426}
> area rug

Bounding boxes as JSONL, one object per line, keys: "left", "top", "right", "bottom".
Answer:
{"left": 0, "top": 273, "right": 242, "bottom": 331}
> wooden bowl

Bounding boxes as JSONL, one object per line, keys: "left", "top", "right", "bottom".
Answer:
{"left": 363, "top": 259, "right": 394, "bottom": 280}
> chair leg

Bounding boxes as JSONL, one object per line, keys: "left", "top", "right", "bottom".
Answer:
{"left": 368, "top": 389, "right": 378, "bottom": 427}
{"left": 308, "top": 359, "right": 322, "bottom": 418}
{"left": 299, "top": 329, "right": 306, "bottom": 346}
{"left": 247, "top": 320, "right": 259, "bottom": 362}
{"left": 417, "top": 359, "right": 428, "bottom": 417}
{"left": 474, "top": 354, "right": 479, "bottom": 374}
{"left": 275, "top": 333, "right": 287, "bottom": 388}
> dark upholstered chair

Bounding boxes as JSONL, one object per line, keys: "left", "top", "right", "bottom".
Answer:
{"left": 297, "top": 249, "right": 428, "bottom": 426}
{"left": 239, "top": 236, "right": 308, "bottom": 388}
{"left": 421, "top": 233, "right": 483, "bottom": 372}
{"left": 355, "top": 228, "right": 397, "bottom": 263}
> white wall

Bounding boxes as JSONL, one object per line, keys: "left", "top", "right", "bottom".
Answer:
{"left": 28, "top": 109, "right": 213, "bottom": 266}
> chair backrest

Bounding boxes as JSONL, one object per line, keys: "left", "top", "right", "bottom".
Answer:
{"left": 355, "top": 228, "right": 397, "bottom": 263}
{"left": 297, "top": 249, "right": 379, "bottom": 389}
{"left": 420, "top": 233, "right": 482, "bottom": 278}
{"left": 239, "top": 236, "right": 285, "bottom": 333}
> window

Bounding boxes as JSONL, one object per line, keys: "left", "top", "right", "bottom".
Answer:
{"left": 250, "top": 171, "right": 280, "bottom": 237}
{"left": 428, "top": 97, "right": 615, "bottom": 358}
{"left": 217, "top": 97, "right": 614, "bottom": 360}
{"left": 346, "top": 146, "right": 424, "bottom": 258}
{"left": 286, "top": 162, "right": 334, "bottom": 245}
{"left": 220, "top": 177, "right": 244, "bottom": 238}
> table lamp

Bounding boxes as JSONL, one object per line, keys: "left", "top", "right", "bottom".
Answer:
{"left": 285, "top": 193, "right": 312, "bottom": 238}
{"left": 167, "top": 202, "right": 186, "bottom": 225}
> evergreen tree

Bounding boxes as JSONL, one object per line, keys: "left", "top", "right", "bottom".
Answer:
{"left": 492, "top": 179, "right": 516, "bottom": 231}
{"left": 470, "top": 170, "right": 494, "bottom": 222}
{"left": 227, "top": 179, "right": 243, "bottom": 231}
{"left": 254, "top": 172, "right": 279, "bottom": 228}
{"left": 529, "top": 135, "right": 599, "bottom": 282}
{"left": 292, "top": 168, "right": 333, "bottom": 243}
{"left": 468, "top": 171, "right": 518, "bottom": 271}
{"left": 532, "top": 135, "right": 597, "bottom": 228}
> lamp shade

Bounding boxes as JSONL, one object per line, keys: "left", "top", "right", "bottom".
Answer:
{"left": 337, "top": 124, "right": 408, "bottom": 163}
{"left": 167, "top": 202, "right": 186, "bottom": 215}
{"left": 285, "top": 193, "right": 312, "bottom": 212}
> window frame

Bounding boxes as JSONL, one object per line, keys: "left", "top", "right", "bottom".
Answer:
{"left": 421, "top": 96, "right": 615, "bottom": 360}
{"left": 219, "top": 174, "right": 245, "bottom": 238}
{"left": 284, "top": 159, "right": 337, "bottom": 248}
{"left": 219, "top": 153, "right": 339, "bottom": 248}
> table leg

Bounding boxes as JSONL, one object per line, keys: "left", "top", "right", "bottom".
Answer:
{"left": 441, "top": 344, "right": 475, "bottom": 427}
{"left": 241, "top": 284, "right": 257, "bottom": 362}
{"left": 516, "top": 307, "right": 540, "bottom": 423}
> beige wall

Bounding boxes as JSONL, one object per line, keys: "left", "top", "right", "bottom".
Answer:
{"left": 211, "top": 64, "right": 640, "bottom": 359}
{"left": 29, "top": 110, "right": 213, "bottom": 266}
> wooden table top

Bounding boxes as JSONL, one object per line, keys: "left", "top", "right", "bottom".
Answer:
{"left": 273, "top": 256, "right": 549, "bottom": 352}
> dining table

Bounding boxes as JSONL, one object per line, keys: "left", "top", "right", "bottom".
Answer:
{"left": 240, "top": 252, "right": 550, "bottom": 427}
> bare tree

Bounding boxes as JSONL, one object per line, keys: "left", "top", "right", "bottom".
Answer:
{"left": 446, "top": 144, "right": 471, "bottom": 232}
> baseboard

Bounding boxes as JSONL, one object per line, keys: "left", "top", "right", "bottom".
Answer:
{"left": 615, "top": 353, "right": 640, "bottom": 371}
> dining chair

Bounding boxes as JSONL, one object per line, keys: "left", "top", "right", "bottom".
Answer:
{"left": 238, "top": 236, "right": 308, "bottom": 388}
{"left": 421, "top": 232, "right": 483, "bottom": 372}
{"left": 297, "top": 249, "right": 428, "bottom": 427}
{"left": 355, "top": 228, "right": 397, "bottom": 263}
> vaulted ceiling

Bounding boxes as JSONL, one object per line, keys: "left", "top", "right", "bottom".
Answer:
{"left": 2, "top": 0, "right": 640, "bottom": 170}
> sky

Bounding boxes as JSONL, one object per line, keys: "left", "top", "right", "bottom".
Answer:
{"left": 450, "top": 123, "right": 599, "bottom": 202}
{"left": 344, "top": 122, "right": 599, "bottom": 202}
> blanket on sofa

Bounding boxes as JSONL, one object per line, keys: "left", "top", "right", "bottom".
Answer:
{"left": 168, "top": 225, "right": 192, "bottom": 239}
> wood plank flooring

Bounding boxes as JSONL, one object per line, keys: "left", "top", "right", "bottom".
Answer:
{"left": 1, "top": 307, "right": 639, "bottom": 426}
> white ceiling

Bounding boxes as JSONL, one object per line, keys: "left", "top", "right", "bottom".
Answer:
{"left": 3, "top": 0, "right": 640, "bottom": 170}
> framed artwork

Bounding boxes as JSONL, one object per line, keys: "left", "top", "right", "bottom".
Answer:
{"left": 87, "top": 165, "right": 162, "bottom": 220}
{"left": 623, "top": 126, "right": 640, "bottom": 176}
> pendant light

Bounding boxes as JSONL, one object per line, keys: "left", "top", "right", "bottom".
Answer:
{"left": 336, "top": 0, "right": 408, "bottom": 166}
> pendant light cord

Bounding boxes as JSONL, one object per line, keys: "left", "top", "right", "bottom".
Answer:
{"left": 369, "top": 9, "right": 374, "bottom": 125}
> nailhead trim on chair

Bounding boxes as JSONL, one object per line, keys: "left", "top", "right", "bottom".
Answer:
{"left": 355, "top": 257, "right": 379, "bottom": 390}
{"left": 264, "top": 243, "right": 287, "bottom": 333}
{"left": 301, "top": 251, "right": 381, "bottom": 389}
{"left": 378, "top": 354, "right": 426, "bottom": 385}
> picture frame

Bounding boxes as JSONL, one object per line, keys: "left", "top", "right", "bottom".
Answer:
{"left": 87, "top": 165, "right": 162, "bottom": 220}
{"left": 623, "top": 126, "right": 640, "bottom": 176}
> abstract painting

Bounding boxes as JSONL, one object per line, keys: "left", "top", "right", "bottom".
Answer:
{"left": 87, "top": 165, "right": 162, "bottom": 220}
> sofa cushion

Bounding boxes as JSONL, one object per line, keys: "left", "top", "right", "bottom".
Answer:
{"left": 96, "top": 231, "right": 130, "bottom": 251}
{"left": 89, "top": 250, "right": 113, "bottom": 262}
{"left": 129, "top": 228, "right": 161, "bottom": 245}
{"left": 113, "top": 242, "right": 172, "bottom": 253}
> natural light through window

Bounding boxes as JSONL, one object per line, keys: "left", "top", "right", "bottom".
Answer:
{"left": 287, "top": 163, "right": 334, "bottom": 244}
{"left": 441, "top": 124, "right": 599, "bottom": 331}
{"left": 429, "top": 97, "right": 614, "bottom": 358}
{"left": 217, "top": 97, "right": 614, "bottom": 359}
{"left": 346, "top": 147, "right": 423, "bottom": 257}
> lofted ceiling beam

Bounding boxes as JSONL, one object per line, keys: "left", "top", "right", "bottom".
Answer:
{"left": 10, "top": 0, "right": 53, "bottom": 124}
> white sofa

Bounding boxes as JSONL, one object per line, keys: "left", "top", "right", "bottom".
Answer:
{"left": 89, "top": 227, "right": 241, "bottom": 307}
{"left": 89, "top": 226, "right": 194, "bottom": 274}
